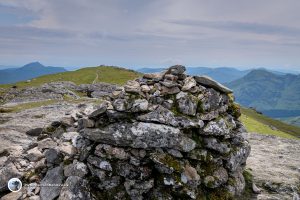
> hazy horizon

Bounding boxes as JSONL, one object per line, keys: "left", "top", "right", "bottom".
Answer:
{"left": 1, "top": 0, "right": 300, "bottom": 72}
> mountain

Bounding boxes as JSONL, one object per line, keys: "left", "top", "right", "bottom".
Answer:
{"left": 0, "top": 62, "right": 67, "bottom": 84}
{"left": 137, "top": 67, "right": 249, "bottom": 83}
{"left": 227, "top": 69, "right": 300, "bottom": 120}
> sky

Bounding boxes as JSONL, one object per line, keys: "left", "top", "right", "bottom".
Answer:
{"left": 0, "top": 0, "right": 300, "bottom": 71}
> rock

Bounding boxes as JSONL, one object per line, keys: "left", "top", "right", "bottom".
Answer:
{"left": 0, "top": 191, "right": 22, "bottom": 200}
{"left": 202, "top": 118, "right": 230, "bottom": 136}
{"left": 143, "top": 72, "right": 165, "bottom": 80}
{"left": 26, "top": 128, "right": 43, "bottom": 136}
{"left": 44, "top": 148, "right": 63, "bottom": 165}
{"left": 88, "top": 103, "right": 107, "bottom": 119}
{"left": 182, "top": 77, "right": 197, "bottom": 91}
{"left": 64, "top": 162, "right": 88, "bottom": 177}
{"left": 113, "top": 99, "right": 129, "bottom": 111}
{"left": 160, "top": 86, "right": 180, "bottom": 95}
{"left": 59, "top": 142, "right": 77, "bottom": 156}
{"left": 252, "top": 182, "right": 261, "bottom": 194}
{"left": 58, "top": 176, "right": 91, "bottom": 200}
{"left": 81, "top": 122, "right": 196, "bottom": 152}
{"left": 94, "top": 144, "right": 129, "bottom": 160}
{"left": 37, "top": 138, "right": 57, "bottom": 151}
{"left": 176, "top": 116, "right": 204, "bottom": 129}
{"left": 226, "top": 142, "right": 251, "bottom": 171}
{"left": 165, "top": 65, "right": 186, "bottom": 75}
{"left": 124, "top": 80, "right": 141, "bottom": 93}
{"left": 181, "top": 165, "right": 200, "bottom": 186}
{"left": 131, "top": 99, "right": 149, "bottom": 112}
{"left": 194, "top": 75, "right": 233, "bottom": 94}
{"left": 124, "top": 179, "right": 154, "bottom": 200}
{"left": 25, "top": 147, "right": 44, "bottom": 162}
{"left": 87, "top": 155, "right": 112, "bottom": 171}
{"left": 204, "top": 167, "right": 228, "bottom": 188}
{"left": 137, "top": 105, "right": 178, "bottom": 126}
{"left": 40, "top": 166, "right": 63, "bottom": 200}
{"left": 203, "top": 138, "right": 231, "bottom": 154}
{"left": 0, "top": 162, "right": 22, "bottom": 192}
{"left": 61, "top": 132, "right": 79, "bottom": 142}
{"left": 77, "top": 118, "right": 95, "bottom": 130}
{"left": 141, "top": 85, "right": 151, "bottom": 93}
{"left": 176, "top": 92, "right": 198, "bottom": 116}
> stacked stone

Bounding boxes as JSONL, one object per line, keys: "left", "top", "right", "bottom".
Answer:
{"left": 77, "top": 65, "right": 251, "bottom": 199}
{"left": 0, "top": 65, "right": 250, "bottom": 200}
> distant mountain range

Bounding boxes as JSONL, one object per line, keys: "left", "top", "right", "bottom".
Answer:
{"left": 227, "top": 69, "right": 300, "bottom": 123}
{"left": 137, "top": 67, "right": 250, "bottom": 83}
{"left": 137, "top": 67, "right": 298, "bottom": 83}
{"left": 0, "top": 62, "right": 67, "bottom": 84}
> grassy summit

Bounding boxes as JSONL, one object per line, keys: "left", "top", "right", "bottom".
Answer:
{"left": 0, "top": 66, "right": 141, "bottom": 88}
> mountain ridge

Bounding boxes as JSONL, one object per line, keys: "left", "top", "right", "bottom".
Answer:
{"left": 0, "top": 62, "right": 67, "bottom": 84}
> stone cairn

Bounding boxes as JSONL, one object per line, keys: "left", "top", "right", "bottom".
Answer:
{"left": 1, "top": 65, "right": 251, "bottom": 200}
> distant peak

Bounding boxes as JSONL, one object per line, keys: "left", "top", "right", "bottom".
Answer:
{"left": 22, "top": 62, "right": 45, "bottom": 68}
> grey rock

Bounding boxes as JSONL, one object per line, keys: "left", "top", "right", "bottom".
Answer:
{"left": 124, "top": 80, "right": 141, "bottom": 93}
{"left": 166, "top": 65, "right": 186, "bottom": 75}
{"left": 131, "top": 99, "right": 149, "bottom": 112}
{"left": 97, "top": 176, "right": 121, "bottom": 190}
{"left": 176, "top": 92, "right": 198, "bottom": 116}
{"left": 204, "top": 167, "right": 228, "bottom": 188}
{"left": 25, "top": 147, "right": 44, "bottom": 162}
{"left": 202, "top": 118, "right": 230, "bottom": 136}
{"left": 81, "top": 122, "right": 196, "bottom": 152}
{"left": 176, "top": 116, "right": 204, "bottom": 129}
{"left": 160, "top": 86, "right": 180, "bottom": 95}
{"left": 94, "top": 144, "right": 129, "bottom": 160}
{"left": 124, "top": 179, "right": 154, "bottom": 200}
{"left": 182, "top": 77, "right": 197, "bottom": 91}
{"left": 58, "top": 176, "right": 91, "bottom": 200}
{"left": 77, "top": 118, "right": 95, "bottom": 130}
{"left": 203, "top": 138, "right": 231, "bottom": 154}
{"left": 252, "top": 182, "right": 261, "bottom": 194}
{"left": 26, "top": 128, "right": 43, "bottom": 136}
{"left": 226, "top": 141, "right": 251, "bottom": 171}
{"left": 88, "top": 103, "right": 107, "bottom": 119}
{"left": 44, "top": 148, "right": 63, "bottom": 165}
{"left": 113, "top": 98, "right": 129, "bottom": 111}
{"left": 194, "top": 75, "right": 233, "bottom": 94}
{"left": 137, "top": 105, "right": 178, "bottom": 126}
{"left": 87, "top": 155, "right": 112, "bottom": 171}
{"left": 64, "top": 162, "right": 88, "bottom": 178}
{"left": 40, "top": 166, "right": 63, "bottom": 200}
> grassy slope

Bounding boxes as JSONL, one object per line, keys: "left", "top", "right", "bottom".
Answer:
{"left": 240, "top": 107, "right": 300, "bottom": 139}
{"left": 0, "top": 66, "right": 141, "bottom": 88}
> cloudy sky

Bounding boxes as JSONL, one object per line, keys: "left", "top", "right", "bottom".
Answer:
{"left": 0, "top": 0, "right": 300, "bottom": 71}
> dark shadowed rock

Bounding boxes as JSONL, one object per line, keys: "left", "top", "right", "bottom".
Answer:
{"left": 26, "top": 128, "right": 43, "bottom": 136}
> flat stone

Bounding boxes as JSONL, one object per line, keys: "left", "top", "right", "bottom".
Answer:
{"left": 64, "top": 162, "right": 88, "bottom": 177}
{"left": 81, "top": 122, "right": 196, "bottom": 152}
{"left": 194, "top": 75, "right": 233, "bottom": 94}
{"left": 40, "top": 166, "right": 63, "bottom": 200}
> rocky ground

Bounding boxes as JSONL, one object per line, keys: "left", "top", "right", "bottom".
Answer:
{"left": 246, "top": 133, "right": 300, "bottom": 200}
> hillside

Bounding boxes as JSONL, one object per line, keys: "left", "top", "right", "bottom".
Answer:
{"left": 227, "top": 70, "right": 300, "bottom": 121}
{"left": 0, "top": 65, "right": 141, "bottom": 89}
{"left": 137, "top": 67, "right": 249, "bottom": 83}
{"left": 240, "top": 107, "right": 300, "bottom": 139}
{"left": 0, "top": 62, "right": 67, "bottom": 84}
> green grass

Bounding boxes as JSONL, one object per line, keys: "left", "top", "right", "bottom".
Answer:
{"left": 0, "top": 65, "right": 141, "bottom": 89}
{"left": 240, "top": 107, "right": 300, "bottom": 139}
